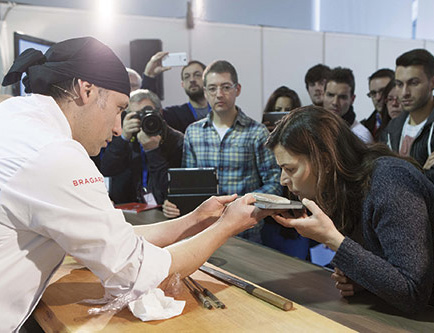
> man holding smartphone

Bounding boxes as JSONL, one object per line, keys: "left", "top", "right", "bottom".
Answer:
{"left": 142, "top": 51, "right": 210, "bottom": 133}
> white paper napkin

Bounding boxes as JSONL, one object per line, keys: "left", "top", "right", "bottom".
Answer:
{"left": 128, "top": 288, "right": 186, "bottom": 321}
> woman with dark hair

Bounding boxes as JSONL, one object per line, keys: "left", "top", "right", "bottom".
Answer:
{"left": 261, "top": 86, "right": 307, "bottom": 258}
{"left": 382, "top": 79, "right": 403, "bottom": 120}
{"left": 267, "top": 106, "right": 434, "bottom": 313}
{"left": 263, "top": 86, "right": 301, "bottom": 132}
{"left": 375, "top": 80, "right": 403, "bottom": 140}
{"left": 264, "top": 86, "right": 302, "bottom": 113}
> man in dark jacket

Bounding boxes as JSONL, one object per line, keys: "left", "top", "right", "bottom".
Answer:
{"left": 362, "top": 68, "right": 394, "bottom": 141}
{"left": 100, "top": 89, "right": 184, "bottom": 204}
{"left": 141, "top": 52, "right": 210, "bottom": 133}
{"left": 380, "top": 49, "right": 434, "bottom": 183}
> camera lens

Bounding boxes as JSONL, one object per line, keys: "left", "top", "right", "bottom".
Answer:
{"left": 141, "top": 113, "right": 163, "bottom": 136}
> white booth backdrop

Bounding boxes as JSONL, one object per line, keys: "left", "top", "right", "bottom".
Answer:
{"left": 1, "top": 4, "right": 433, "bottom": 122}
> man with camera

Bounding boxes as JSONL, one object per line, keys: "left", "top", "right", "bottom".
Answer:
{"left": 100, "top": 89, "right": 184, "bottom": 205}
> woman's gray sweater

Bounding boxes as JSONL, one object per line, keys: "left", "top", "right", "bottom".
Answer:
{"left": 331, "top": 156, "right": 434, "bottom": 313}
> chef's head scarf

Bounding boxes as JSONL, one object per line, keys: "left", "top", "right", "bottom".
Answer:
{"left": 2, "top": 36, "right": 130, "bottom": 97}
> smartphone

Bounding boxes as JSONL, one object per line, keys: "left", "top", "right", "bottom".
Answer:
{"left": 162, "top": 52, "right": 188, "bottom": 67}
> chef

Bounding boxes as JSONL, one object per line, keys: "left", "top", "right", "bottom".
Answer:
{"left": 0, "top": 36, "right": 269, "bottom": 332}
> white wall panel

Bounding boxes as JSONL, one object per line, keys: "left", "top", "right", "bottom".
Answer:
{"left": 2, "top": 4, "right": 434, "bottom": 124}
{"left": 324, "top": 32, "right": 377, "bottom": 121}
{"left": 262, "top": 27, "right": 324, "bottom": 110}
{"left": 378, "top": 37, "right": 425, "bottom": 70}
{"left": 415, "top": 0, "right": 434, "bottom": 41}
{"left": 424, "top": 40, "right": 434, "bottom": 57}
{"left": 1, "top": 5, "right": 190, "bottom": 107}
{"left": 191, "top": 21, "right": 262, "bottom": 121}
{"left": 320, "top": 0, "right": 413, "bottom": 39}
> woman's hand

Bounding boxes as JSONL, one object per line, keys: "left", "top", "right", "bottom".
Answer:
{"left": 331, "top": 267, "right": 364, "bottom": 297}
{"left": 272, "top": 198, "right": 345, "bottom": 251}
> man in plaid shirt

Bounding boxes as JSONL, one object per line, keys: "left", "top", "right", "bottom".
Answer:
{"left": 163, "top": 60, "right": 282, "bottom": 243}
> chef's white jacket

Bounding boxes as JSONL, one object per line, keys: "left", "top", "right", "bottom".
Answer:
{"left": 0, "top": 94, "right": 171, "bottom": 332}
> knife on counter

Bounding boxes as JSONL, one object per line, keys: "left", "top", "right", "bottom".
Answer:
{"left": 199, "top": 264, "right": 293, "bottom": 311}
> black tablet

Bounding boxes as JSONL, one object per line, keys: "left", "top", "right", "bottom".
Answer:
{"left": 262, "top": 111, "right": 290, "bottom": 127}
{"left": 167, "top": 168, "right": 219, "bottom": 215}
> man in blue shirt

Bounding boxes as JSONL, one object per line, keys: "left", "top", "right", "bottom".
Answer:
{"left": 163, "top": 60, "right": 282, "bottom": 243}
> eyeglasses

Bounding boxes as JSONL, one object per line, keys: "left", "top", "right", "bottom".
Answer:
{"left": 386, "top": 96, "right": 399, "bottom": 103}
{"left": 367, "top": 88, "right": 384, "bottom": 98}
{"left": 205, "top": 83, "right": 237, "bottom": 95}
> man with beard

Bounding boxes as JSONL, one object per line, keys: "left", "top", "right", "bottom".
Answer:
{"left": 380, "top": 49, "right": 434, "bottom": 183}
{"left": 142, "top": 52, "right": 209, "bottom": 133}
{"left": 362, "top": 68, "right": 394, "bottom": 141}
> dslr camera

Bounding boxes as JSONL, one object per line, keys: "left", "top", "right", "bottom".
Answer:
{"left": 131, "top": 105, "right": 167, "bottom": 138}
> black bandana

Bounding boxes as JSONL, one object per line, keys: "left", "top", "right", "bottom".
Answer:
{"left": 2, "top": 36, "right": 130, "bottom": 97}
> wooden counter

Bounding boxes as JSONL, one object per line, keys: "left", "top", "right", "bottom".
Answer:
{"left": 35, "top": 260, "right": 353, "bottom": 332}
{"left": 34, "top": 208, "right": 434, "bottom": 332}
{"left": 213, "top": 237, "right": 434, "bottom": 332}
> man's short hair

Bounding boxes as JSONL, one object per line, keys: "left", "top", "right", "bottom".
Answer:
{"left": 326, "top": 67, "right": 355, "bottom": 96}
{"left": 368, "top": 68, "right": 394, "bottom": 83}
{"left": 203, "top": 60, "right": 238, "bottom": 86}
{"left": 396, "top": 49, "right": 434, "bottom": 78}
{"left": 304, "top": 64, "right": 331, "bottom": 89}
{"left": 181, "top": 60, "right": 206, "bottom": 80}
{"left": 128, "top": 89, "right": 162, "bottom": 111}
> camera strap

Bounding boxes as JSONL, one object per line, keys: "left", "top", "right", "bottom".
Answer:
{"left": 139, "top": 145, "right": 149, "bottom": 189}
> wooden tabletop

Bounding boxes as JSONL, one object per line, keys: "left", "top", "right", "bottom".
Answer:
{"left": 35, "top": 261, "right": 354, "bottom": 332}
{"left": 34, "top": 208, "right": 434, "bottom": 332}
{"left": 212, "top": 237, "right": 434, "bottom": 332}
{"left": 129, "top": 208, "right": 434, "bottom": 332}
